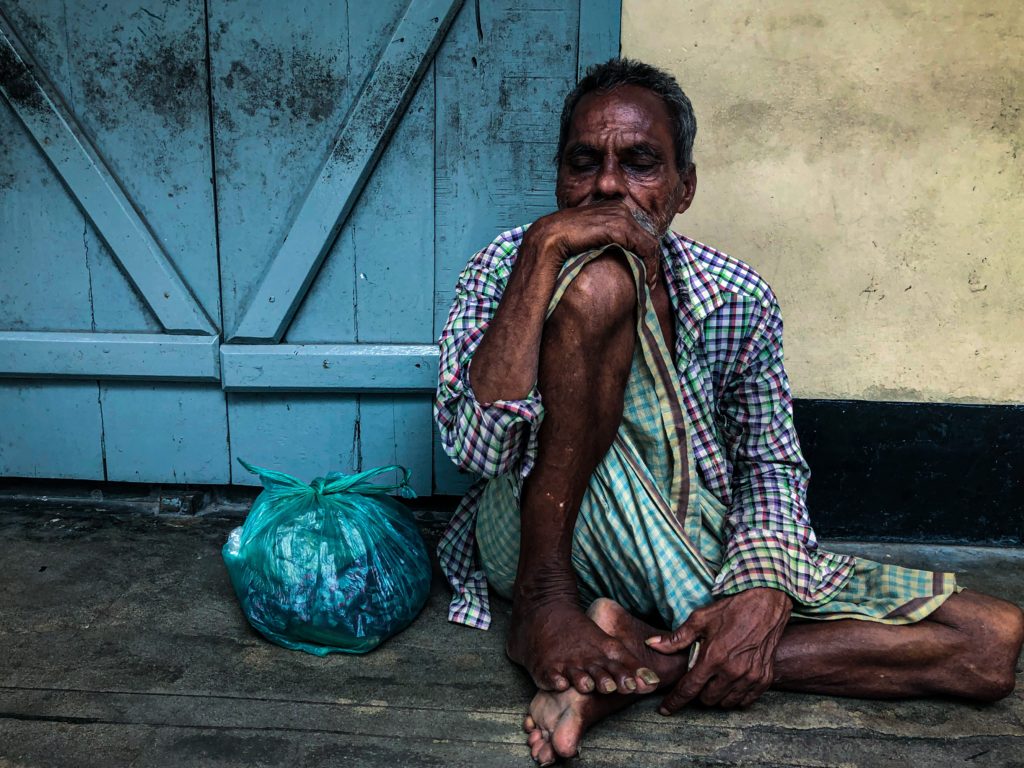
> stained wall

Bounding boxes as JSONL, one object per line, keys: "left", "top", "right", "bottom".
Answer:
{"left": 623, "top": 1, "right": 1023, "bottom": 404}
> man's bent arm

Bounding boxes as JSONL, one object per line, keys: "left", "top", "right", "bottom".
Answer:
{"left": 435, "top": 231, "right": 548, "bottom": 479}
{"left": 468, "top": 235, "right": 560, "bottom": 404}
{"left": 713, "top": 294, "right": 853, "bottom": 604}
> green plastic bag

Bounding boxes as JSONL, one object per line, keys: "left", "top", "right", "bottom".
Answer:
{"left": 222, "top": 459, "right": 431, "bottom": 655}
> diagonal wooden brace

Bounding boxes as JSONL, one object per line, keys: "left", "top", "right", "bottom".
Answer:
{"left": 229, "top": 0, "right": 465, "bottom": 343}
{"left": 0, "top": 12, "right": 217, "bottom": 336}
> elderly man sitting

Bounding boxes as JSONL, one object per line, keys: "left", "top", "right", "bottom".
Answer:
{"left": 434, "top": 58, "right": 1024, "bottom": 766}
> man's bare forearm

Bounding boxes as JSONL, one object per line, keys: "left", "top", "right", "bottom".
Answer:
{"left": 469, "top": 239, "right": 559, "bottom": 404}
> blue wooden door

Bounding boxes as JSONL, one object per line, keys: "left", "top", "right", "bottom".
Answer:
{"left": 0, "top": 0, "right": 620, "bottom": 494}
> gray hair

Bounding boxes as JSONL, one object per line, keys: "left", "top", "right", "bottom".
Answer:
{"left": 556, "top": 58, "right": 697, "bottom": 170}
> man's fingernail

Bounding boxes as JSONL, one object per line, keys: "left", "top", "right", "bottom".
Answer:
{"left": 658, "top": 707, "right": 671, "bottom": 716}
{"left": 645, "top": 635, "right": 662, "bottom": 645}
{"left": 639, "top": 668, "right": 661, "bottom": 685}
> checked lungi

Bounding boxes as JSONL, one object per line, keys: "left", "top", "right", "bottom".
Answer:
{"left": 475, "top": 246, "right": 957, "bottom": 630}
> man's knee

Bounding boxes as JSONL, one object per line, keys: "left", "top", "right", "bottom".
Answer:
{"left": 549, "top": 254, "right": 636, "bottom": 341}
{"left": 953, "top": 596, "right": 1024, "bottom": 702}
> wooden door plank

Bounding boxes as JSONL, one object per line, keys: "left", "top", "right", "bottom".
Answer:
{"left": 0, "top": 23, "right": 156, "bottom": 334}
{"left": 0, "top": 11, "right": 216, "bottom": 336}
{"left": 208, "top": 0, "right": 355, "bottom": 340}
{"left": 289, "top": 64, "right": 437, "bottom": 345}
{"left": 359, "top": 395, "right": 433, "bottom": 497}
{"left": 226, "top": 393, "right": 360, "bottom": 485}
{"left": 0, "top": 99, "right": 102, "bottom": 332}
{"left": 0, "top": 382, "right": 104, "bottom": 479}
{"left": 349, "top": 3, "right": 435, "bottom": 345}
{"left": 65, "top": 0, "right": 221, "bottom": 330}
{"left": 288, "top": 6, "right": 439, "bottom": 501}
{"left": 578, "top": 0, "right": 621, "bottom": 78}
{"left": 0, "top": 332, "right": 219, "bottom": 381}
{"left": 101, "top": 383, "right": 229, "bottom": 483}
{"left": 220, "top": 343, "right": 437, "bottom": 392}
{"left": 230, "top": 0, "right": 464, "bottom": 342}
{"left": 288, "top": 0, "right": 428, "bottom": 342}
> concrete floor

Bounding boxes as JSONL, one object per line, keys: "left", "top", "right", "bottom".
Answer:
{"left": 0, "top": 502, "right": 1022, "bottom": 768}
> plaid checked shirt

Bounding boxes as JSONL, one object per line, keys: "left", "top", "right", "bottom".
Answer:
{"left": 435, "top": 226, "right": 854, "bottom": 629}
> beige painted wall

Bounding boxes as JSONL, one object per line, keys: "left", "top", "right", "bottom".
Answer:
{"left": 623, "top": 1, "right": 1023, "bottom": 404}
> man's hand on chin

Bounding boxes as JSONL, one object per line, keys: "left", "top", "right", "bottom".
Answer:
{"left": 645, "top": 587, "right": 793, "bottom": 711}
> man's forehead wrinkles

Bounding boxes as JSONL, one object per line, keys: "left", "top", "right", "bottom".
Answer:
{"left": 566, "top": 132, "right": 663, "bottom": 154}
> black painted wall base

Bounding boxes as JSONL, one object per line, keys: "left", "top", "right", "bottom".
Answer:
{"left": 793, "top": 399, "right": 1023, "bottom": 545}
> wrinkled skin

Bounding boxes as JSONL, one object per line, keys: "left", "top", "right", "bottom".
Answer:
{"left": 647, "top": 588, "right": 793, "bottom": 711}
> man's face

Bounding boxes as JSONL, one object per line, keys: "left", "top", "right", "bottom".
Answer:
{"left": 556, "top": 84, "right": 695, "bottom": 236}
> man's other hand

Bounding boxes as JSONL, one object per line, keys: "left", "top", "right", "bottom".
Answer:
{"left": 645, "top": 588, "right": 793, "bottom": 711}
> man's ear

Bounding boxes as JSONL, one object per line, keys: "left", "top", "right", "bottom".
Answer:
{"left": 675, "top": 163, "right": 697, "bottom": 215}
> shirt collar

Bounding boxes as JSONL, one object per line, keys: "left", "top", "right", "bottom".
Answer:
{"left": 660, "top": 230, "right": 725, "bottom": 353}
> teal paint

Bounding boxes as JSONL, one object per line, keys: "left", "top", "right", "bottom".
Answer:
{"left": 0, "top": 382, "right": 105, "bottom": 479}
{"left": 229, "top": 0, "right": 464, "bottom": 343}
{"left": 220, "top": 343, "right": 437, "bottom": 392}
{"left": 359, "top": 395, "right": 433, "bottom": 497}
{"left": 0, "top": 0, "right": 622, "bottom": 490}
{"left": 578, "top": 0, "right": 621, "bottom": 78}
{"left": 207, "top": 0, "right": 356, "bottom": 340}
{"left": 101, "top": 383, "right": 229, "bottom": 483}
{"left": 226, "top": 392, "right": 360, "bottom": 486}
{"left": 0, "top": 332, "right": 220, "bottom": 381}
{"left": 0, "top": 95, "right": 115, "bottom": 332}
{"left": 0, "top": 12, "right": 216, "bottom": 336}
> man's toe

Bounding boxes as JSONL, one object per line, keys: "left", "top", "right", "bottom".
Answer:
{"left": 567, "top": 667, "right": 595, "bottom": 693}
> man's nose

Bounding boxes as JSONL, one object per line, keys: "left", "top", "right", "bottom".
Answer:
{"left": 594, "top": 160, "right": 626, "bottom": 200}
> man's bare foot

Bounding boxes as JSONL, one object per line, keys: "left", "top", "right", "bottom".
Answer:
{"left": 506, "top": 593, "right": 661, "bottom": 695}
{"left": 522, "top": 598, "right": 689, "bottom": 765}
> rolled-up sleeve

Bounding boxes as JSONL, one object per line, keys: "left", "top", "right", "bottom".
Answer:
{"left": 435, "top": 235, "right": 544, "bottom": 480}
{"left": 711, "top": 295, "right": 854, "bottom": 606}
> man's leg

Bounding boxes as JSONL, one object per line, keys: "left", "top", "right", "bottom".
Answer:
{"left": 524, "top": 591, "right": 1024, "bottom": 763}
{"left": 774, "top": 589, "right": 1024, "bottom": 700}
{"left": 504, "top": 253, "right": 664, "bottom": 697}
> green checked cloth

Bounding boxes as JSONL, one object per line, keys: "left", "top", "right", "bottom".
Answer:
{"left": 476, "top": 246, "right": 957, "bottom": 630}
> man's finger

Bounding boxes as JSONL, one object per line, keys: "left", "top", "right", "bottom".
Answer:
{"left": 718, "top": 684, "right": 754, "bottom": 710}
{"left": 739, "top": 685, "right": 767, "bottom": 709}
{"left": 698, "top": 674, "right": 734, "bottom": 707}
{"left": 737, "top": 675, "right": 773, "bottom": 709}
{"left": 646, "top": 619, "right": 701, "bottom": 654}
{"left": 658, "top": 668, "right": 711, "bottom": 715}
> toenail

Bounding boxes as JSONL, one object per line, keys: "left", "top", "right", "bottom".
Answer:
{"left": 639, "top": 668, "right": 660, "bottom": 685}
{"left": 602, "top": 679, "right": 616, "bottom": 693}
{"left": 624, "top": 678, "right": 637, "bottom": 691}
